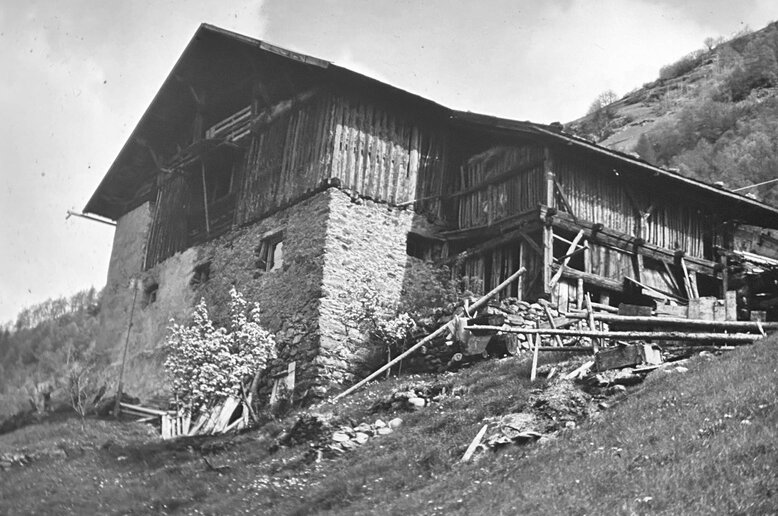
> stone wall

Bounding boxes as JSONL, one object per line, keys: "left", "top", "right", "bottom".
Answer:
{"left": 317, "top": 188, "right": 448, "bottom": 392}
{"left": 96, "top": 187, "right": 449, "bottom": 405}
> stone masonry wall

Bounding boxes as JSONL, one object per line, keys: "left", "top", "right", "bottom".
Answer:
{"left": 317, "top": 188, "right": 447, "bottom": 392}
{"left": 97, "top": 188, "right": 448, "bottom": 405}
{"left": 97, "top": 192, "right": 330, "bottom": 404}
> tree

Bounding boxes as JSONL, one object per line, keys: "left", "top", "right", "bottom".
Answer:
{"left": 164, "top": 288, "right": 277, "bottom": 416}
{"left": 582, "top": 90, "right": 620, "bottom": 141}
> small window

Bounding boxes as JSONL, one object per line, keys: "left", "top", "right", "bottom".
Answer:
{"left": 142, "top": 282, "right": 159, "bottom": 308}
{"left": 190, "top": 261, "right": 211, "bottom": 288}
{"left": 255, "top": 231, "right": 284, "bottom": 272}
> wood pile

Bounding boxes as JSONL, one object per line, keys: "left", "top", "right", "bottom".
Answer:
{"left": 405, "top": 297, "right": 584, "bottom": 374}
{"left": 119, "top": 402, "right": 190, "bottom": 440}
{"left": 187, "top": 396, "right": 248, "bottom": 437}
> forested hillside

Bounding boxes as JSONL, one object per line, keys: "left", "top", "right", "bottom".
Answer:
{"left": 0, "top": 288, "right": 102, "bottom": 418}
{"left": 568, "top": 21, "right": 778, "bottom": 205}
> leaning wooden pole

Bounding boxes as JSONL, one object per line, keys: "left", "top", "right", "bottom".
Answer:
{"left": 114, "top": 279, "right": 139, "bottom": 417}
{"left": 333, "top": 267, "right": 527, "bottom": 401}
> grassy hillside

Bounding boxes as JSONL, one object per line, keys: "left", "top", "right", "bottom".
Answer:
{"left": 567, "top": 21, "right": 778, "bottom": 205}
{"left": 1, "top": 337, "right": 776, "bottom": 514}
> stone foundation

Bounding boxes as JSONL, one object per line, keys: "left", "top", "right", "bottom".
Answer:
{"left": 97, "top": 188, "right": 448, "bottom": 405}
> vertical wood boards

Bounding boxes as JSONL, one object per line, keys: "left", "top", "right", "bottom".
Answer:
{"left": 236, "top": 93, "right": 335, "bottom": 226}
{"left": 325, "top": 95, "right": 446, "bottom": 210}
{"left": 553, "top": 151, "right": 713, "bottom": 259}
{"left": 144, "top": 174, "right": 190, "bottom": 269}
{"left": 455, "top": 145, "right": 545, "bottom": 229}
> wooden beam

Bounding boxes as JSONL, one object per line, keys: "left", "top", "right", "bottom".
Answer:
{"left": 553, "top": 179, "right": 577, "bottom": 220}
{"left": 551, "top": 211, "right": 718, "bottom": 276}
{"left": 201, "top": 162, "right": 211, "bottom": 235}
{"left": 566, "top": 312, "right": 778, "bottom": 331}
{"left": 551, "top": 264, "right": 624, "bottom": 292}
{"left": 465, "top": 325, "right": 763, "bottom": 343}
{"left": 549, "top": 229, "right": 585, "bottom": 288}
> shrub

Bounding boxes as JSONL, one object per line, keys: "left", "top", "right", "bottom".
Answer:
{"left": 659, "top": 49, "right": 706, "bottom": 80}
{"left": 164, "top": 287, "right": 276, "bottom": 415}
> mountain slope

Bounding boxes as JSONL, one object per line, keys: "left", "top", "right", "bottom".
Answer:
{"left": 567, "top": 22, "right": 778, "bottom": 205}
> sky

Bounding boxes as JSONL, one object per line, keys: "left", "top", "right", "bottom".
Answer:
{"left": 0, "top": 0, "right": 775, "bottom": 324}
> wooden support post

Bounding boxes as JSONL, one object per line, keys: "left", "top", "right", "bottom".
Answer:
{"left": 543, "top": 147, "right": 555, "bottom": 295}
{"left": 201, "top": 162, "right": 211, "bottom": 235}
{"left": 679, "top": 255, "right": 695, "bottom": 300}
{"left": 576, "top": 278, "right": 584, "bottom": 310}
{"left": 542, "top": 302, "right": 564, "bottom": 347}
{"left": 719, "top": 253, "right": 728, "bottom": 298}
{"left": 586, "top": 293, "right": 600, "bottom": 353}
{"left": 530, "top": 334, "right": 540, "bottom": 382}
{"left": 543, "top": 223, "right": 554, "bottom": 295}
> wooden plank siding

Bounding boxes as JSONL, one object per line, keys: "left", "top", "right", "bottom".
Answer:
{"left": 553, "top": 153, "right": 712, "bottom": 259}
{"left": 328, "top": 94, "right": 447, "bottom": 215}
{"left": 144, "top": 174, "right": 190, "bottom": 269}
{"left": 454, "top": 145, "right": 545, "bottom": 229}
{"left": 236, "top": 92, "right": 335, "bottom": 225}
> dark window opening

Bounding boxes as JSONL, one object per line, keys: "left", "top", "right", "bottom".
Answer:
{"left": 255, "top": 231, "right": 284, "bottom": 272}
{"left": 186, "top": 146, "right": 244, "bottom": 246}
{"left": 143, "top": 282, "right": 159, "bottom": 308}
{"left": 406, "top": 232, "right": 443, "bottom": 261}
{"left": 190, "top": 261, "right": 212, "bottom": 288}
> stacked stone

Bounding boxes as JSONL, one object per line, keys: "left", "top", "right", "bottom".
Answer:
{"left": 403, "top": 297, "right": 585, "bottom": 373}
{"left": 319, "top": 417, "right": 403, "bottom": 458}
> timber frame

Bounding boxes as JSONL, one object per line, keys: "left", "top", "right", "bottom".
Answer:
{"left": 86, "top": 23, "right": 778, "bottom": 318}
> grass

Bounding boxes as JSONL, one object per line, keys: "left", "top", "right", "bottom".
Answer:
{"left": 0, "top": 341, "right": 776, "bottom": 515}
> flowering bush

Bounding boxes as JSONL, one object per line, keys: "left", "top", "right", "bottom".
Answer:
{"left": 372, "top": 312, "right": 417, "bottom": 355}
{"left": 164, "top": 287, "right": 276, "bottom": 414}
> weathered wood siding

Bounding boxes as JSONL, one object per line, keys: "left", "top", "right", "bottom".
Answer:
{"left": 554, "top": 157, "right": 635, "bottom": 236}
{"left": 455, "top": 145, "right": 545, "bottom": 229}
{"left": 144, "top": 174, "right": 190, "bottom": 269}
{"left": 458, "top": 235, "right": 543, "bottom": 300}
{"left": 235, "top": 91, "right": 447, "bottom": 225}
{"left": 554, "top": 154, "right": 710, "bottom": 258}
{"left": 643, "top": 202, "right": 707, "bottom": 258}
{"left": 329, "top": 95, "right": 447, "bottom": 214}
{"left": 236, "top": 93, "right": 335, "bottom": 225}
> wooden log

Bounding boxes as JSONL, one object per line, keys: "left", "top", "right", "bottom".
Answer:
{"left": 465, "top": 325, "right": 764, "bottom": 343}
{"left": 585, "top": 293, "right": 600, "bottom": 353}
{"left": 530, "top": 334, "right": 540, "bottom": 382}
{"left": 565, "top": 313, "right": 778, "bottom": 331}
{"left": 541, "top": 302, "right": 564, "bottom": 347}
{"left": 120, "top": 402, "right": 167, "bottom": 417}
{"left": 461, "top": 424, "right": 488, "bottom": 462}
{"left": 549, "top": 229, "right": 585, "bottom": 288}
{"left": 333, "top": 267, "right": 527, "bottom": 400}
{"left": 536, "top": 346, "right": 595, "bottom": 352}
{"left": 564, "top": 360, "right": 594, "bottom": 379}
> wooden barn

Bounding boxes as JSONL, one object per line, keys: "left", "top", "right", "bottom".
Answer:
{"left": 85, "top": 24, "right": 778, "bottom": 401}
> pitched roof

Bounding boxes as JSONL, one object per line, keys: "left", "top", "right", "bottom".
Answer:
{"left": 85, "top": 23, "right": 778, "bottom": 226}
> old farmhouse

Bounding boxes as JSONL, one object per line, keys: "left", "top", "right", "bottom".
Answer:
{"left": 86, "top": 24, "right": 778, "bottom": 403}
